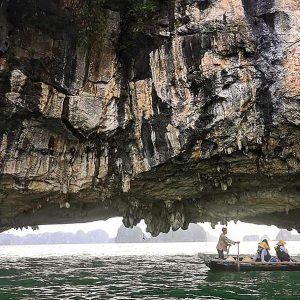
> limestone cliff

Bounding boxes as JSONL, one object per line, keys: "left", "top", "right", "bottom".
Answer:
{"left": 0, "top": 0, "right": 300, "bottom": 235}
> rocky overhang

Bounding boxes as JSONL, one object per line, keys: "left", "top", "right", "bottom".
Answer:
{"left": 0, "top": 0, "right": 300, "bottom": 235}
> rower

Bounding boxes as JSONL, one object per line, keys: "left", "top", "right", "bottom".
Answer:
{"left": 216, "top": 227, "right": 238, "bottom": 260}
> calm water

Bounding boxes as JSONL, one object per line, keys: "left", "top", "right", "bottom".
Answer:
{"left": 1, "top": 242, "right": 300, "bottom": 299}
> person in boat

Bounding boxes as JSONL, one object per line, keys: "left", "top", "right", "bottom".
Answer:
{"left": 252, "top": 241, "right": 271, "bottom": 262}
{"left": 216, "top": 227, "right": 237, "bottom": 259}
{"left": 261, "top": 239, "right": 270, "bottom": 250}
{"left": 275, "top": 240, "right": 291, "bottom": 262}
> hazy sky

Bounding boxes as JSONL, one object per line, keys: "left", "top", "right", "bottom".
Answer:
{"left": 6, "top": 218, "right": 293, "bottom": 241}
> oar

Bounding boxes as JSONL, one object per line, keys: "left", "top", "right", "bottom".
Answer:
{"left": 237, "top": 242, "right": 240, "bottom": 271}
{"left": 227, "top": 245, "right": 231, "bottom": 256}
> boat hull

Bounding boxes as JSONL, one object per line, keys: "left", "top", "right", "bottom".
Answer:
{"left": 207, "top": 260, "right": 300, "bottom": 272}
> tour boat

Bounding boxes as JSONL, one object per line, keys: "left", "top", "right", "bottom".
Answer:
{"left": 199, "top": 254, "right": 300, "bottom": 271}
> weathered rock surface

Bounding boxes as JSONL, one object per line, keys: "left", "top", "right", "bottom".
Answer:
{"left": 0, "top": 0, "right": 300, "bottom": 235}
{"left": 147, "top": 223, "right": 216, "bottom": 242}
{"left": 115, "top": 225, "right": 145, "bottom": 243}
{"left": 276, "top": 229, "right": 300, "bottom": 241}
{"left": 115, "top": 223, "right": 215, "bottom": 243}
{"left": 243, "top": 235, "right": 259, "bottom": 242}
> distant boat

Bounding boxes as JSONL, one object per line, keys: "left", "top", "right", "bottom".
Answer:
{"left": 199, "top": 254, "right": 300, "bottom": 271}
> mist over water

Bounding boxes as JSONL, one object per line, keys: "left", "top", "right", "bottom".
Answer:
{"left": 1, "top": 243, "right": 300, "bottom": 299}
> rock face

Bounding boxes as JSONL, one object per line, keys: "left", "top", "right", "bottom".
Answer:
{"left": 0, "top": 0, "right": 300, "bottom": 235}
{"left": 243, "top": 235, "right": 259, "bottom": 242}
{"left": 115, "top": 223, "right": 215, "bottom": 243}
{"left": 276, "top": 229, "right": 300, "bottom": 241}
{"left": 115, "top": 225, "right": 145, "bottom": 243}
{"left": 261, "top": 234, "right": 270, "bottom": 241}
{"left": 0, "top": 229, "right": 110, "bottom": 245}
{"left": 147, "top": 223, "right": 215, "bottom": 242}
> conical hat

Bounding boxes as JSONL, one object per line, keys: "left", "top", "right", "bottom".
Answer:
{"left": 277, "top": 240, "right": 286, "bottom": 246}
{"left": 258, "top": 242, "right": 268, "bottom": 249}
{"left": 242, "top": 256, "right": 253, "bottom": 263}
{"left": 226, "top": 256, "right": 236, "bottom": 262}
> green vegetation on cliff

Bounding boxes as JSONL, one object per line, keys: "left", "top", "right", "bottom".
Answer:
{"left": 73, "top": 0, "right": 108, "bottom": 47}
{"left": 118, "top": 0, "right": 168, "bottom": 53}
{"left": 127, "top": 0, "right": 166, "bottom": 30}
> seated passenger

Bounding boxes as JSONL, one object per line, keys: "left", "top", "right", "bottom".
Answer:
{"left": 275, "top": 240, "right": 291, "bottom": 262}
{"left": 261, "top": 239, "right": 270, "bottom": 250}
{"left": 252, "top": 242, "right": 271, "bottom": 262}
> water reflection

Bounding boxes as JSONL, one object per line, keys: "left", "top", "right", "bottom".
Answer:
{"left": 0, "top": 254, "right": 299, "bottom": 299}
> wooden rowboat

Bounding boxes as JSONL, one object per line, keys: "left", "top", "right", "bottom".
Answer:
{"left": 199, "top": 254, "right": 300, "bottom": 272}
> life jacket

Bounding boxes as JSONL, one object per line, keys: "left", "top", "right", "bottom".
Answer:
{"left": 275, "top": 246, "right": 290, "bottom": 262}
{"left": 265, "top": 250, "right": 271, "bottom": 262}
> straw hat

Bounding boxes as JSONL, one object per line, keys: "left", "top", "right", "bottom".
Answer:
{"left": 242, "top": 256, "right": 253, "bottom": 263}
{"left": 277, "top": 240, "right": 286, "bottom": 246}
{"left": 258, "top": 242, "right": 268, "bottom": 249}
{"left": 226, "top": 256, "right": 236, "bottom": 262}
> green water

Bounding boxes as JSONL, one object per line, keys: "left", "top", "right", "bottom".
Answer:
{"left": 0, "top": 255, "right": 300, "bottom": 299}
